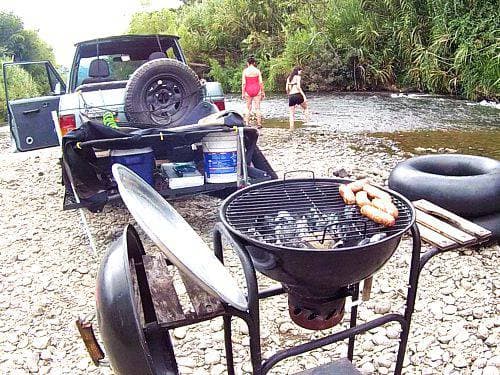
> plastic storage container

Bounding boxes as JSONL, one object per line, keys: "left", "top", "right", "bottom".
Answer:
{"left": 202, "top": 133, "right": 237, "bottom": 183}
{"left": 111, "top": 147, "right": 155, "bottom": 186}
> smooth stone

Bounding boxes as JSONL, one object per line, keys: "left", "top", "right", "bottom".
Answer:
{"left": 454, "top": 331, "right": 470, "bottom": 343}
{"left": 278, "top": 322, "right": 295, "bottom": 334}
{"left": 204, "top": 349, "right": 220, "bottom": 365}
{"left": 210, "top": 364, "right": 226, "bottom": 375}
{"left": 386, "top": 326, "right": 400, "bottom": 339}
{"left": 453, "top": 354, "right": 468, "bottom": 368}
{"left": 173, "top": 327, "right": 187, "bottom": 339}
{"left": 483, "top": 366, "right": 499, "bottom": 375}
{"left": 32, "top": 336, "right": 51, "bottom": 350}
{"left": 428, "top": 347, "right": 443, "bottom": 361}
{"left": 374, "top": 301, "right": 391, "bottom": 314}
{"left": 372, "top": 333, "right": 390, "bottom": 346}
{"left": 177, "top": 356, "right": 196, "bottom": 368}
{"left": 443, "top": 305, "right": 458, "bottom": 315}
{"left": 360, "top": 362, "right": 375, "bottom": 374}
{"left": 210, "top": 319, "right": 223, "bottom": 332}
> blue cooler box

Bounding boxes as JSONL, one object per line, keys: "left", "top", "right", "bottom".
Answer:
{"left": 111, "top": 147, "right": 155, "bottom": 186}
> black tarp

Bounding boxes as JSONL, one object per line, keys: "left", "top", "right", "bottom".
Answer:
{"left": 62, "top": 114, "right": 256, "bottom": 211}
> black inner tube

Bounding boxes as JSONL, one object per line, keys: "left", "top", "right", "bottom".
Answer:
{"left": 389, "top": 154, "right": 500, "bottom": 218}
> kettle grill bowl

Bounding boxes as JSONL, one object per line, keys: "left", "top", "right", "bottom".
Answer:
{"left": 220, "top": 178, "right": 415, "bottom": 297}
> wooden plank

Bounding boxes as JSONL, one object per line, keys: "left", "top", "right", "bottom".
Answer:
{"left": 416, "top": 210, "right": 477, "bottom": 246}
{"left": 179, "top": 271, "right": 223, "bottom": 317}
{"left": 142, "top": 255, "right": 185, "bottom": 324}
{"left": 129, "top": 258, "right": 145, "bottom": 326}
{"left": 417, "top": 223, "right": 457, "bottom": 250}
{"left": 413, "top": 200, "right": 491, "bottom": 240}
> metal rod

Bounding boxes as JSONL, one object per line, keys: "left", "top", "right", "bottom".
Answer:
{"left": 347, "top": 283, "right": 360, "bottom": 361}
{"left": 394, "top": 223, "right": 422, "bottom": 375}
{"left": 223, "top": 316, "right": 235, "bottom": 375}
{"left": 261, "top": 314, "right": 407, "bottom": 374}
{"left": 258, "top": 285, "right": 285, "bottom": 299}
{"left": 214, "top": 224, "right": 263, "bottom": 373}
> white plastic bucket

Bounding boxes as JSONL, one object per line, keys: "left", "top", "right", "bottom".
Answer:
{"left": 202, "top": 133, "right": 237, "bottom": 183}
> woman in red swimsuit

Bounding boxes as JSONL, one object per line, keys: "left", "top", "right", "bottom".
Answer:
{"left": 241, "top": 56, "right": 265, "bottom": 127}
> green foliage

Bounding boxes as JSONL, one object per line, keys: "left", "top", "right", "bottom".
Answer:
{"left": 0, "top": 58, "right": 41, "bottom": 120}
{"left": 129, "top": 0, "right": 499, "bottom": 100}
{"left": 0, "top": 11, "right": 57, "bottom": 99}
{"left": 0, "top": 12, "right": 55, "bottom": 62}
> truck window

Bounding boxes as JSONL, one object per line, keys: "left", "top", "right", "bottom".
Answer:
{"left": 76, "top": 46, "right": 178, "bottom": 87}
{"left": 76, "top": 55, "right": 145, "bottom": 86}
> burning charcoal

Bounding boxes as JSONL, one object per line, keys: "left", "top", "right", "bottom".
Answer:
{"left": 343, "top": 205, "right": 357, "bottom": 219}
{"left": 357, "top": 238, "right": 371, "bottom": 246}
{"left": 296, "top": 216, "right": 309, "bottom": 239}
{"left": 254, "top": 215, "right": 275, "bottom": 236}
{"left": 369, "top": 233, "right": 387, "bottom": 243}
{"left": 307, "top": 208, "right": 323, "bottom": 231}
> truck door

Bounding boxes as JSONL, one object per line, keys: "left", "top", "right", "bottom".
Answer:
{"left": 3, "top": 61, "right": 67, "bottom": 151}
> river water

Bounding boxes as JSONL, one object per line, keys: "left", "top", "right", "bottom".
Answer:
{"left": 226, "top": 93, "right": 500, "bottom": 158}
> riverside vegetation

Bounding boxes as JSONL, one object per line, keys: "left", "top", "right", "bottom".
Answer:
{"left": 0, "top": 11, "right": 56, "bottom": 120}
{"left": 129, "top": 0, "right": 499, "bottom": 101}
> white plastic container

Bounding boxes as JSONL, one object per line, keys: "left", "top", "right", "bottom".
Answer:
{"left": 202, "top": 132, "right": 237, "bottom": 183}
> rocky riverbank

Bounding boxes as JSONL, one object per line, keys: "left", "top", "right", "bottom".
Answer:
{"left": 0, "top": 125, "right": 498, "bottom": 375}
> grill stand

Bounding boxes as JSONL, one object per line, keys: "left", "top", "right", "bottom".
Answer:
{"left": 213, "top": 222, "right": 426, "bottom": 374}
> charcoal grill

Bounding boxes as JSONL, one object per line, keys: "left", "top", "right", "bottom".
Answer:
{"left": 220, "top": 177, "right": 415, "bottom": 329}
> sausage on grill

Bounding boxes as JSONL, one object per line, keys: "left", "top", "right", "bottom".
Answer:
{"left": 372, "top": 198, "right": 399, "bottom": 218}
{"left": 347, "top": 179, "right": 368, "bottom": 193}
{"left": 361, "top": 205, "right": 396, "bottom": 227}
{"left": 339, "top": 184, "right": 356, "bottom": 204}
{"left": 355, "top": 191, "right": 372, "bottom": 207}
{"left": 363, "top": 184, "right": 392, "bottom": 202}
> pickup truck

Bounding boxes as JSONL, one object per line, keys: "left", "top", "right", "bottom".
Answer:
{"left": 3, "top": 34, "right": 276, "bottom": 211}
{"left": 3, "top": 34, "right": 225, "bottom": 152}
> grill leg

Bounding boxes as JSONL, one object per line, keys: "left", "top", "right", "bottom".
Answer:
{"left": 347, "top": 284, "right": 360, "bottom": 361}
{"left": 395, "top": 224, "right": 421, "bottom": 375}
{"left": 223, "top": 315, "right": 235, "bottom": 375}
{"left": 246, "top": 316, "right": 263, "bottom": 375}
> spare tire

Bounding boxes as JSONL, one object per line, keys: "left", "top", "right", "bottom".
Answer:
{"left": 388, "top": 154, "right": 500, "bottom": 218}
{"left": 124, "top": 58, "right": 203, "bottom": 128}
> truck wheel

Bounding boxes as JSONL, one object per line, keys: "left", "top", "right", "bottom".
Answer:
{"left": 124, "top": 58, "right": 203, "bottom": 128}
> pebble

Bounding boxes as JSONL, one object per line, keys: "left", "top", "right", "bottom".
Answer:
{"left": 32, "top": 336, "right": 50, "bottom": 350}
{"left": 483, "top": 366, "right": 499, "bottom": 375}
{"left": 0, "top": 127, "right": 498, "bottom": 374}
{"left": 443, "top": 304, "right": 458, "bottom": 315}
{"left": 453, "top": 354, "right": 468, "bottom": 368}
{"left": 204, "top": 349, "right": 220, "bottom": 365}
{"left": 374, "top": 301, "right": 391, "bottom": 314}
{"left": 174, "top": 327, "right": 187, "bottom": 339}
{"left": 455, "top": 331, "right": 470, "bottom": 343}
{"left": 372, "top": 333, "right": 390, "bottom": 346}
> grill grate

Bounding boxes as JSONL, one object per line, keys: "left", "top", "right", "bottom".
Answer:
{"left": 224, "top": 180, "right": 413, "bottom": 249}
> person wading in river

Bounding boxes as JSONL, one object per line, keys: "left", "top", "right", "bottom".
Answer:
{"left": 286, "top": 66, "right": 309, "bottom": 130}
{"left": 242, "top": 56, "right": 265, "bottom": 128}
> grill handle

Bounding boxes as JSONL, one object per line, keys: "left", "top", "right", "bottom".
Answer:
{"left": 283, "top": 170, "right": 315, "bottom": 182}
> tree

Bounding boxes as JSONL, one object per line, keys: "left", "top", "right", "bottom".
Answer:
{"left": 0, "top": 11, "right": 55, "bottom": 62}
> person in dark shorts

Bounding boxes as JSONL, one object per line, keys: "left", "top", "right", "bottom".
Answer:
{"left": 286, "top": 66, "right": 310, "bottom": 129}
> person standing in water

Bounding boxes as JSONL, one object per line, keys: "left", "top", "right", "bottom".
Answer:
{"left": 241, "top": 56, "right": 265, "bottom": 128}
{"left": 286, "top": 66, "right": 309, "bottom": 129}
